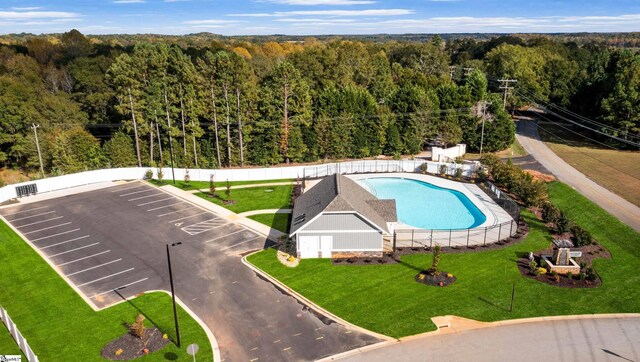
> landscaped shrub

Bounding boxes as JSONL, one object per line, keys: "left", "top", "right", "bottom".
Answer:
{"left": 127, "top": 314, "right": 146, "bottom": 339}
{"left": 537, "top": 267, "right": 547, "bottom": 275}
{"left": 156, "top": 165, "right": 164, "bottom": 181}
{"left": 184, "top": 168, "right": 191, "bottom": 184}
{"left": 529, "top": 259, "right": 538, "bottom": 273}
{"left": 420, "top": 163, "right": 428, "bottom": 174}
{"left": 454, "top": 167, "right": 464, "bottom": 179}
{"left": 477, "top": 168, "right": 488, "bottom": 182}
{"left": 541, "top": 202, "right": 561, "bottom": 223}
{"left": 431, "top": 245, "right": 441, "bottom": 273}
{"left": 566, "top": 272, "right": 573, "bottom": 280}
{"left": 144, "top": 169, "right": 153, "bottom": 180}
{"left": 570, "top": 224, "right": 593, "bottom": 246}
{"left": 439, "top": 164, "right": 448, "bottom": 176}
{"left": 555, "top": 211, "right": 571, "bottom": 234}
{"left": 480, "top": 154, "right": 548, "bottom": 207}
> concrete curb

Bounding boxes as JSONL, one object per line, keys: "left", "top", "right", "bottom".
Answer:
{"left": 241, "top": 250, "right": 393, "bottom": 343}
{"left": 237, "top": 208, "right": 293, "bottom": 217}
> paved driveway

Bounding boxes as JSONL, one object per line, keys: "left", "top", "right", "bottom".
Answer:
{"left": 0, "top": 182, "right": 380, "bottom": 361}
{"left": 337, "top": 317, "right": 640, "bottom": 362}
{"left": 516, "top": 118, "right": 640, "bottom": 232}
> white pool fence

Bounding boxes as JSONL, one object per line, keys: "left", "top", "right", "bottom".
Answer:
{"left": 0, "top": 306, "right": 39, "bottom": 362}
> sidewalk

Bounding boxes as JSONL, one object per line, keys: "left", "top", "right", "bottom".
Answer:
{"left": 186, "top": 181, "right": 294, "bottom": 194}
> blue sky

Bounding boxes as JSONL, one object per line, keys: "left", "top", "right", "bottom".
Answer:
{"left": 0, "top": 0, "right": 639, "bottom": 35}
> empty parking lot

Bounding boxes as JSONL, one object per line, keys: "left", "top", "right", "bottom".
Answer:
{"left": 0, "top": 181, "right": 380, "bottom": 361}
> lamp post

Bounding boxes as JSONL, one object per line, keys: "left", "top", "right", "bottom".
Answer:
{"left": 166, "top": 242, "right": 182, "bottom": 347}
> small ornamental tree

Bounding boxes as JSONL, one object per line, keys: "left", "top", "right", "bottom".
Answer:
{"left": 209, "top": 174, "right": 216, "bottom": 196}
{"left": 431, "top": 245, "right": 441, "bottom": 274}
{"left": 225, "top": 179, "right": 231, "bottom": 199}
{"left": 184, "top": 168, "right": 191, "bottom": 185}
{"left": 156, "top": 164, "right": 164, "bottom": 182}
{"left": 555, "top": 211, "right": 571, "bottom": 234}
{"left": 128, "top": 314, "right": 146, "bottom": 339}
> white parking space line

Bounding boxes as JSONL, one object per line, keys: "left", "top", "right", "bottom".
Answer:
{"left": 57, "top": 250, "right": 110, "bottom": 266}
{"left": 182, "top": 222, "right": 230, "bottom": 236}
{"left": 137, "top": 197, "right": 173, "bottom": 206}
{"left": 119, "top": 189, "right": 154, "bottom": 197}
{"left": 31, "top": 228, "right": 81, "bottom": 242}
{"left": 204, "top": 229, "right": 244, "bottom": 243}
{"left": 76, "top": 268, "right": 134, "bottom": 288}
{"left": 112, "top": 185, "right": 146, "bottom": 193}
{"left": 128, "top": 193, "right": 164, "bottom": 201}
{"left": 41, "top": 235, "right": 91, "bottom": 250}
{"left": 15, "top": 216, "right": 64, "bottom": 228}
{"left": 147, "top": 202, "right": 183, "bottom": 211}
{"left": 167, "top": 212, "right": 208, "bottom": 222}
{"left": 49, "top": 242, "right": 100, "bottom": 257}
{"left": 9, "top": 211, "right": 56, "bottom": 222}
{"left": 3, "top": 206, "right": 49, "bottom": 216}
{"left": 67, "top": 259, "right": 123, "bottom": 277}
{"left": 219, "top": 236, "right": 263, "bottom": 251}
{"left": 90, "top": 277, "right": 149, "bottom": 298}
{"left": 23, "top": 222, "right": 72, "bottom": 235}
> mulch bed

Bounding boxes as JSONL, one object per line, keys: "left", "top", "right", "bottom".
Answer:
{"left": 415, "top": 270, "right": 457, "bottom": 287}
{"left": 332, "top": 254, "right": 399, "bottom": 265}
{"left": 101, "top": 328, "right": 170, "bottom": 360}
{"left": 516, "top": 244, "right": 610, "bottom": 289}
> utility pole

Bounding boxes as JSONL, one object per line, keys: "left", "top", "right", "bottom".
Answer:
{"left": 478, "top": 101, "right": 492, "bottom": 155}
{"left": 498, "top": 79, "right": 517, "bottom": 110}
{"left": 32, "top": 124, "right": 44, "bottom": 177}
{"left": 448, "top": 65, "right": 456, "bottom": 81}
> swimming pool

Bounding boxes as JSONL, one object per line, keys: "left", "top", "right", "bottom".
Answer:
{"left": 357, "top": 177, "right": 486, "bottom": 230}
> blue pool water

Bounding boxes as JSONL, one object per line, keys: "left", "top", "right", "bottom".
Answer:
{"left": 357, "top": 177, "right": 486, "bottom": 230}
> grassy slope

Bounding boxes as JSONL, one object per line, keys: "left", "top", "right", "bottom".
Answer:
{"left": 0, "top": 221, "right": 212, "bottom": 361}
{"left": 0, "top": 326, "right": 22, "bottom": 357}
{"left": 247, "top": 213, "right": 291, "bottom": 233}
{"left": 195, "top": 184, "right": 293, "bottom": 214}
{"left": 247, "top": 182, "right": 640, "bottom": 338}
{"left": 150, "top": 178, "right": 293, "bottom": 191}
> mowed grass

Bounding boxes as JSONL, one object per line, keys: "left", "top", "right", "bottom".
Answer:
{"left": 0, "top": 325, "right": 23, "bottom": 357}
{"left": 247, "top": 213, "right": 291, "bottom": 233}
{"left": 0, "top": 221, "right": 212, "bottom": 361}
{"left": 538, "top": 124, "right": 640, "bottom": 207}
{"left": 150, "top": 178, "right": 293, "bottom": 191}
{"left": 465, "top": 140, "right": 528, "bottom": 160}
{"left": 196, "top": 184, "right": 293, "bottom": 214}
{"left": 247, "top": 182, "right": 640, "bottom": 338}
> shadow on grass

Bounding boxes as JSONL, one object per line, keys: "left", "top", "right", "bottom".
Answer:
{"left": 477, "top": 296, "right": 510, "bottom": 312}
{"left": 396, "top": 258, "right": 425, "bottom": 273}
{"left": 115, "top": 290, "right": 177, "bottom": 345}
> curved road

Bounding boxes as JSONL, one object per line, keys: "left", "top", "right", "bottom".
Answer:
{"left": 516, "top": 118, "right": 640, "bottom": 232}
{"left": 339, "top": 317, "right": 640, "bottom": 362}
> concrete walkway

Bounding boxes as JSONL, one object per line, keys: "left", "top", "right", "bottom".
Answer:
{"left": 186, "top": 181, "right": 294, "bottom": 194}
{"left": 516, "top": 118, "right": 640, "bottom": 232}
{"left": 237, "top": 208, "right": 293, "bottom": 217}
{"left": 332, "top": 316, "right": 640, "bottom": 362}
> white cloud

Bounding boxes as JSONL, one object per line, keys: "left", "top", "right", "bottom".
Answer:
{"left": 0, "top": 11, "right": 79, "bottom": 20}
{"left": 184, "top": 19, "right": 243, "bottom": 25}
{"left": 11, "top": 7, "right": 43, "bottom": 11}
{"left": 113, "top": 0, "right": 146, "bottom": 3}
{"left": 229, "top": 9, "right": 414, "bottom": 17}
{"left": 261, "top": 0, "right": 375, "bottom": 5}
{"left": 276, "top": 18, "right": 357, "bottom": 22}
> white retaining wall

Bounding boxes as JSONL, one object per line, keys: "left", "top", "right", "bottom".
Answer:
{"left": 0, "top": 160, "right": 479, "bottom": 204}
{"left": 0, "top": 306, "right": 39, "bottom": 362}
{"left": 431, "top": 144, "right": 467, "bottom": 162}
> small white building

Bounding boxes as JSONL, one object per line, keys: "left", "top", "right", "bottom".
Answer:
{"left": 290, "top": 174, "right": 396, "bottom": 259}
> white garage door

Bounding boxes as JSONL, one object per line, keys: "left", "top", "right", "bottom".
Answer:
{"left": 298, "top": 236, "right": 319, "bottom": 258}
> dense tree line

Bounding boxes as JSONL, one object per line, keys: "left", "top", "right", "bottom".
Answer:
{"left": 0, "top": 30, "right": 637, "bottom": 174}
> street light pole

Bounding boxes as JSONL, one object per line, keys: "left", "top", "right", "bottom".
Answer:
{"left": 166, "top": 242, "right": 182, "bottom": 347}
{"left": 479, "top": 101, "right": 492, "bottom": 156}
{"left": 32, "top": 124, "right": 45, "bottom": 178}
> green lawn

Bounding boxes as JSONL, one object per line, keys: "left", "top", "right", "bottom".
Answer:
{"left": 247, "top": 182, "right": 640, "bottom": 338}
{"left": 247, "top": 213, "right": 291, "bottom": 233}
{"left": 0, "top": 325, "right": 22, "bottom": 357}
{"left": 150, "top": 178, "right": 293, "bottom": 191}
{"left": 0, "top": 221, "right": 212, "bottom": 361}
{"left": 195, "top": 184, "right": 293, "bottom": 214}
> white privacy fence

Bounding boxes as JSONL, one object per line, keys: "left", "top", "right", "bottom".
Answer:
{"left": 0, "top": 160, "right": 479, "bottom": 204}
{"left": 0, "top": 306, "right": 39, "bottom": 362}
{"left": 431, "top": 144, "right": 467, "bottom": 162}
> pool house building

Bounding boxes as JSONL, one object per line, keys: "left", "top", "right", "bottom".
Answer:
{"left": 290, "top": 174, "right": 397, "bottom": 259}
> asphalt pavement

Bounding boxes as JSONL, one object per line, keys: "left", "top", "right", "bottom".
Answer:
{"left": 0, "top": 182, "right": 380, "bottom": 361}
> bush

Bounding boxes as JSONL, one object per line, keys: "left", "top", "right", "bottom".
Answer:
{"left": 156, "top": 165, "right": 164, "bottom": 182}
{"left": 584, "top": 267, "right": 598, "bottom": 281}
{"left": 578, "top": 272, "right": 586, "bottom": 280}
{"left": 144, "top": 169, "right": 153, "bottom": 180}
{"left": 480, "top": 154, "right": 548, "bottom": 207}
{"left": 431, "top": 245, "right": 441, "bottom": 272}
{"left": 555, "top": 211, "right": 571, "bottom": 234}
{"left": 570, "top": 224, "right": 593, "bottom": 246}
{"left": 127, "top": 314, "right": 146, "bottom": 339}
{"left": 529, "top": 259, "right": 538, "bottom": 273}
{"left": 420, "top": 163, "right": 428, "bottom": 174}
{"left": 439, "top": 164, "right": 448, "bottom": 176}
{"left": 541, "top": 202, "right": 561, "bottom": 224}
{"left": 537, "top": 267, "right": 547, "bottom": 275}
{"left": 566, "top": 272, "right": 573, "bottom": 280}
{"left": 454, "top": 167, "right": 464, "bottom": 179}
{"left": 184, "top": 168, "right": 191, "bottom": 184}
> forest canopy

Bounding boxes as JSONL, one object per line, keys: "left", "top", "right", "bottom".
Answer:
{"left": 0, "top": 30, "right": 638, "bottom": 174}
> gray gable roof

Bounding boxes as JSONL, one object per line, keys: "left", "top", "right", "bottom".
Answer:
{"left": 290, "top": 174, "right": 396, "bottom": 235}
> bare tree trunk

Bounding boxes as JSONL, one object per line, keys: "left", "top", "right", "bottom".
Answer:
{"left": 164, "top": 88, "right": 175, "bottom": 169}
{"left": 236, "top": 87, "right": 244, "bottom": 166}
{"left": 281, "top": 76, "right": 289, "bottom": 164}
{"left": 150, "top": 120, "right": 154, "bottom": 164}
{"left": 179, "top": 86, "right": 187, "bottom": 157}
{"left": 128, "top": 87, "right": 142, "bottom": 167}
{"left": 210, "top": 83, "right": 221, "bottom": 168}
{"left": 189, "top": 98, "right": 198, "bottom": 168}
{"left": 154, "top": 112, "right": 163, "bottom": 164}
{"left": 223, "top": 84, "right": 231, "bottom": 166}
